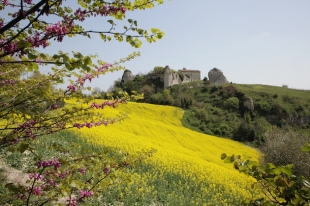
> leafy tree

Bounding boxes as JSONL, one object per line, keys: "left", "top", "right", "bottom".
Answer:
{"left": 132, "top": 74, "right": 145, "bottom": 91}
{"left": 0, "top": 0, "right": 166, "bottom": 205}
{"left": 260, "top": 129, "right": 310, "bottom": 179}
{"left": 139, "top": 85, "right": 154, "bottom": 102}
{"left": 150, "top": 66, "right": 164, "bottom": 75}
{"left": 222, "top": 145, "right": 310, "bottom": 205}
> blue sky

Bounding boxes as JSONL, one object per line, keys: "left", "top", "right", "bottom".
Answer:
{"left": 44, "top": 0, "right": 310, "bottom": 90}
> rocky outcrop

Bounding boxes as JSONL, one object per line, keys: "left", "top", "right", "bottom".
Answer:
{"left": 243, "top": 97, "right": 254, "bottom": 111}
{"left": 122, "top": 70, "right": 134, "bottom": 83}
{"left": 286, "top": 115, "right": 310, "bottom": 125}
{"left": 208, "top": 68, "right": 228, "bottom": 86}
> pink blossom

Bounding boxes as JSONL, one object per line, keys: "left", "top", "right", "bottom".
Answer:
{"left": 78, "top": 168, "right": 86, "bottom": 175}
{"left": 2, "top": 0, "right": 9, "bottom": 6}
{"left": 90, "top": 102, "right": 100, "bottom": 109}
{"left": 67, "top": 85, "right": 76, "bottom": 92}
{"left": 26, "top": 32, "right": 49, "bottom": 48}
{"left": 31, "top": 186, "right": 42, "bottom": 195}
{"left": 73, "top": 123, "right": 84, "bottom": 129}
{"left": 85, "top": 122, "right": 92, "bottom": 128}
{"left": 0, "top": 38, "right": 17, "bottom": 54}
{"left": 66, "top": 198, "right": 77, "bottom": 206}
{"left": 36, "top": 158, "right": 61, "bottom": 170}
{"left": 98, "top": 63, "right": 113, "bottom": 72}
{"left": 45, "top": 21, "right": 69, "bottom": 42}
{"left": 29, "top": 173, "right": 43, "bottom": 180}
{"left": 103, "top": 167, "right": 109, "bottom": 175}
{"left": 35, "top": 58, "right": 42, "bottom": 63}
{"left": 79, "top": 190, "right": 94, "bottom": 199}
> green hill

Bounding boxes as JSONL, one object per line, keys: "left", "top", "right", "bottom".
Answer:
{"left": 144, "top": 82, "right": 310, "bottom": 144}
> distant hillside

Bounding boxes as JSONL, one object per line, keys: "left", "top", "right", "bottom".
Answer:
{"left": 185, "top": 83, "right": 310, "bottom": 143}
{"left": 141, "top": 81, "right": 310, "bottom": 144}
{"left": 106, "top": 68, "right": 310, "bottom": 144}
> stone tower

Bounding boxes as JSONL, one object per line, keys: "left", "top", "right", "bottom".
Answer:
{"left": 163, "top": 66, "right": 172, "bottom": 88}
{"left": 122, "top": 70, "right": 135, "bottom": 83}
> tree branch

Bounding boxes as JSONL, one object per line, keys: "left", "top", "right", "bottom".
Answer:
{"left": 0, "top": 0, "right": 48, "bottom": 35}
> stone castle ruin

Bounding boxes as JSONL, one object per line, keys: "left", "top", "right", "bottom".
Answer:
{"left": 121, "top": 66, "right": 229, "bottom": 88}
{"left": 163, "top": 66, "right": 201, "bottom": 88}
{"left": 122, "top": 66, "right": 202, "bottom": 88}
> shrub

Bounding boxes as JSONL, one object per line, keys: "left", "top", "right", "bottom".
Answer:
{"left": 282, "top": 84, "right": 289, "bottom": 88}
{"left": 223, "top": 97, "right": 239, "bottom": 111}
{"left": 260, "top": 129, "right": 310, "bottom": 179}
{"left": 220, "top": 85, "right": 238, "bottom": 99}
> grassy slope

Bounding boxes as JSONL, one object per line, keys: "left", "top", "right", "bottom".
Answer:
{"left": 235, "top": 84, "right": 310, "bottom": 114}
{"left": 235, "top": 84, "right": 310, "bottom": 98}
{"left": 73, "top": 101, "right": 263, "bottom": 205}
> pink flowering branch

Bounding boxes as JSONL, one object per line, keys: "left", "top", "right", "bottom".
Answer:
{"left": 0, "top": 0, "right": 49, "bottom": 34}
{"left": 0, "top": 60, "right": 80, "bottom": 65}
{"left": 26, "top": 166, "right": 45, "bottom": 204}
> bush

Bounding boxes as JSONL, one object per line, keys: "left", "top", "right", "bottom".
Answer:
{"left": 260, "top": 129, "right": 310, "bottom": 179}
{"left": 223, "top": 97, "right": 239, "bottom": 111}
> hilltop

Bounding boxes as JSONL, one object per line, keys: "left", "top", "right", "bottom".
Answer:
{"left": 168, "top": 82, "right": 310, "bottom": 143}
{"left": 106, "top": 67, "right": 310, "bottom": 144}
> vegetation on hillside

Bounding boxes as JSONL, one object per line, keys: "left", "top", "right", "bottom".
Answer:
{"left": 222, "top": 136, "right": 310, "bottom": 205}
{"left": 109, "top": 70, "right": 310, "bottom": 145}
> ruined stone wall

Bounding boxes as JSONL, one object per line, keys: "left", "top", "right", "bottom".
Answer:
{"left": 121, "top": 66, "right": 205, "bottom": 89}
{"left": 180, "top": 71, "right": 201, "bottom": 81}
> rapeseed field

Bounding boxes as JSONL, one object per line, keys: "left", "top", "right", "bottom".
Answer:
{"left": 72, "top": 101, "right": 263, "bottom": 205}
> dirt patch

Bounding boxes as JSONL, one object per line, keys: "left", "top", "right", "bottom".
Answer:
{"left": 0, "top": 156, "right": 28, "bottom": 186}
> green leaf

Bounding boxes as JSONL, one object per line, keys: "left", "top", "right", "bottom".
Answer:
{"left": 151, "top": 28, "right": 157, "bottom": 34}
{"left": 73, "top": 52, "right": 83, "bottom": 59}
{"left": 65, "top": 62, "right": 73, "bottom": 70}
{"left": 265, "top": 163, "right": 276, "bottom": 169}
{"left": 39, "top": 53, "right": 47, "bottom": 59}
{"left": 83, "top": 56, "right": 92, "bottom": 66}
{"left": 238, "top": 166, "right": 247, "bottom": 171}
{"left": 265, "top": 168, "right": 274, "bottom": 175}
{"left": 302, "top": 143, "right": 310, "bottom": 152}
{"left": 224, "top": 157, "right": 233, "bottom": 163}
{"left": 17, "top": 41, "right": 32, "bottom": 49}
{"left": 28, "top": 53, "right": 37, "bottom": 60}
{"left": 70, "top": 181, "right": 76, "bottom": 188}
{"left": 99, "top": 33, "right": 106, "bottom": 41}
{"left": 156, "top": 34, "right": 163, "bottom": 39}
{"left": 107, "top": 20, "right": 114, "bottom": 25}
{"left": 220, "top": 153, "right": 227, "bottom": 160}
{"left": 32, "top": 63, "right": 39, "bottom": 71}
{"left": 281, "top": 165, "right": 293, "bottom": 176}
{"left": 274, "top": 167, "right": 282, "bottom": 175}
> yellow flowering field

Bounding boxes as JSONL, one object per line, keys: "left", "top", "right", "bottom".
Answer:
{"left": 72, "top": 101, "right": 263, "bottom": 205}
